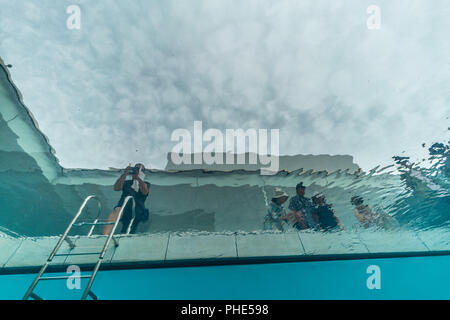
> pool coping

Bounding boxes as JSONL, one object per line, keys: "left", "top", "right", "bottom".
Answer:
{"left": 1, "top": 228, "right": 449, "bottom": 275}
{"left": 1, "top": 249, "right": 449, "bottom": 275}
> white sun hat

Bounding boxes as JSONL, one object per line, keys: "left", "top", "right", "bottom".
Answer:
{"left": 273, "top": 187, "right": 289, "bottom": 199}
{"left": 312, "top": 192, "right": 325, "bottom": 199}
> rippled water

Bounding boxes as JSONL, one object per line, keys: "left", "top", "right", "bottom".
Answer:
{"left": 251, "top": 137, "right": 450, "bottom": 233}
{"left": 378, "top": 141, "right": 449, "bottom": 230}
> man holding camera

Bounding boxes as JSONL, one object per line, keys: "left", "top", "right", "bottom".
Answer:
{"left": 102, "top": 163, "right": 150, "bottom": 235}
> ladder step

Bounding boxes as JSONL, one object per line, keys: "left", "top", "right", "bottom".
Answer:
{"left": 74, "top": 221, "right": 115, "bottom": 226}
{"left": 65, "top": 237, "right": 76, "bottom": 249}
{"left": 29, "top": 292, "right": 43, "bottom": 300}
{"left": 88, "top": 290, "right": 98, "bottom": 300}
{"left": 55, "top": 252, "right": 102, "bottom": 256}
{"left": 39, "top": 275, "right": 92, "bottom": 281}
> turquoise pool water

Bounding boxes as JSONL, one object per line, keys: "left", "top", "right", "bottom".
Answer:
{"left": 1, "top": 255, "right": 449, "bottom": 300}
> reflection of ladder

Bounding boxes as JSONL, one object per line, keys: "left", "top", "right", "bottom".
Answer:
{"left": 23, "top": 195, "right": 135, "bottom": 300}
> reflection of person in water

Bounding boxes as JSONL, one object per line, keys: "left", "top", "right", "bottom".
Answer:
{"left": 102, "top": 163, "right": 150, "bottom": 235}
{"left": 288, "top": 182, "right": 316, "bottom": 230}
{"left": 351, "top": 196, "right": 396, "bottom": 229}
{"left": 311, "top": 193, "right": 344, "bottom": 232}
{"left": 263, "top": 188, "right": 291, "bottom": 231}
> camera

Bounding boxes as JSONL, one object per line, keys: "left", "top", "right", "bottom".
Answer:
{"left": 127, "top": 166, "right": 140, "bottom": 175}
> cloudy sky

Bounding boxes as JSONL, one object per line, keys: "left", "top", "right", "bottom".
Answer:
{"left": 0, "top": 0, "right": 449, "bottom": 171}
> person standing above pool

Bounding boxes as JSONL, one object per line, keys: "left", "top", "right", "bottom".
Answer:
{"left": 351, "top": 196, "right": 398, "bottom": 230}
{"left": 102, "top": 163, "right": 150, "bottom": 235}
{"left": 263, "top": 188, "right": 290, "bottom": 231}
{"left": 288, "top": 182, "right": 317, "bottom": 230}
{"left": 311, "top": 193, "right": 344, "bottom": 232}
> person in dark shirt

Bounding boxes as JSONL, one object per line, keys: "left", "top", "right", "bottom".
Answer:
{"left": 312, "top": 193, "right": 344, "bottom": 232}
{"left": 102, "top": 163, "right": 150, "bottom": 235}
{"left": 288, "top": 182, "right": 316, "bottom": 230}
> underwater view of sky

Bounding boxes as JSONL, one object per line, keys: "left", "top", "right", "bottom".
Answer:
{"left": 0, "top": 0, "right": 449, "bottom": 171}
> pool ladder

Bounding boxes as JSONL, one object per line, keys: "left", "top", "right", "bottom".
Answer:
{"left": 23, "top": 195, "right": 135, "bottom": 300}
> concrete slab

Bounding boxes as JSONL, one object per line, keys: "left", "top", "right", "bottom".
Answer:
{"left": 64, "top": 235, "right": 116, "bottom": 266}
{"left": 111, "top": 233, "right": 169, "bottom": 264}
{"left": 236, "top": 232, "right": 304, "bottom": 257}
{"left": 358, "top": 229, "right": 429, "bottom": 253}
{"left": 4, "top": 237, "right": 70, "bottom": 268}
{"left": 299, "top": 231, "right": 369, "bottom": 255}
{"left": 2, "top": 228, "right": 446, "bottom": 271}
{"left": 166, "top": 233, "right": 237, "bottom": 260}
{"left": 416, "top": 228, "right": 450, "bottom": 251}
{"left": 0, "top": 236, "right": 22, "bottom": 268}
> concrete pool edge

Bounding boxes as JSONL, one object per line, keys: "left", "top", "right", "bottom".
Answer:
{"left": 1, "top": 228, "right": 449, "bottom": 275}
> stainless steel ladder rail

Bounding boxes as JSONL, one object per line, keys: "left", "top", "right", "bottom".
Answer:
{"left": 81, "top": 195, "right": 135, "bottom": 300}
{"left": 22, "top": 195, "right": 135, "bottom": 300}
{"left": 23, "top": 195, "right": 101, "bottom": 300}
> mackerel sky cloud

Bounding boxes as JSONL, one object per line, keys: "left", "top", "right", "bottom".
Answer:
{"left": 0, "top": 0, "right": 449, "bottom": 171}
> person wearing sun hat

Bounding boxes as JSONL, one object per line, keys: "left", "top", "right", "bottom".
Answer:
{"left": 263, "top": 188, "right": 290, "bottom": 231}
